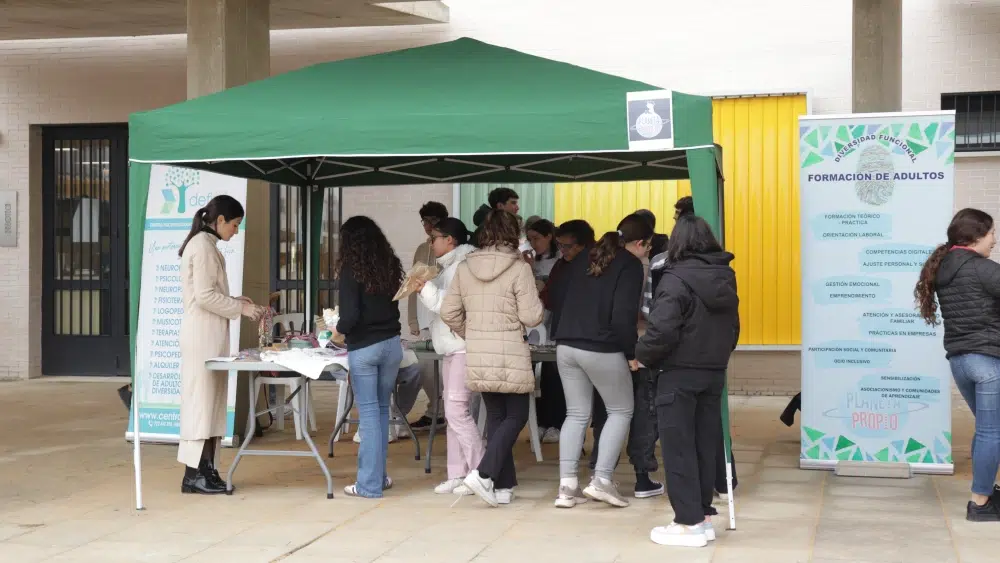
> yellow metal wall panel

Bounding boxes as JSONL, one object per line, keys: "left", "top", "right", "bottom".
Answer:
{"left": 714, "top": 95, "right": 806, "bottom": 345}
{"left": 553, "top": 94, "right": 806, "bottom": 346}
{"left": 554, "top": 180, "right": 691, "bottom": 237}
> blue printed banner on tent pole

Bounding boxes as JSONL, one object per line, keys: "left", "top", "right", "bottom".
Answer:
{"left": 798, "top": 111, "right": 955, "bottom": 474}
{"left": 126, "top": 165, "right": 247, "bottom": 445}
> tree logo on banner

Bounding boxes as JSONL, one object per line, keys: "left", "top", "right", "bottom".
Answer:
{"left": 161, "top": 167, "right": 200, "bottom": 215}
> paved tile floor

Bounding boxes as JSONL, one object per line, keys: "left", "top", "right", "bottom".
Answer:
{"left": 0, "top": 378, "right": 995, "bottom": 562}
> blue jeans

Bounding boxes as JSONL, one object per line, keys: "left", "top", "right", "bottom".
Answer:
{"left": 950, "top": 353, "right": 1000, "bottom": 496}
{"left": 348, "top": 336, "right": 403, "bottom": 498}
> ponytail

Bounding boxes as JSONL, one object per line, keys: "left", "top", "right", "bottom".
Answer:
{"left": 177, "top": 194, "right": 245, "bottom": 258}
{"left": 588, "top": 230, "right": 623, "bottom": 276}
{"left": 178, "top": 207, "right": 209, "bottom": 258}
{"left": 915, "top": 244, "right": 949, "bottom": 326}
{"left": 588, "top": 214, "right": 654, "bottom": 276}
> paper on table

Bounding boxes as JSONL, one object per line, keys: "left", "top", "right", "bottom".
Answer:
{"left": 260, "top": 348, "right": 349, "bottom": 380}
{"left": 208, "top": 356, "right": 238, "bottom": 362}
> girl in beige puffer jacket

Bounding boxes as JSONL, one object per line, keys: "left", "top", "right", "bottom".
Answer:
{"left": 441, "top": 210, "right": 544, "bottom": 507}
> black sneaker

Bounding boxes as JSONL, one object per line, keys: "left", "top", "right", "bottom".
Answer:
{"left": 634, "top": 472, "right": 664, "bottom": 499}
{"left": 967, "top": 498, "right": 1000, "bottom": 522}
{"left": 410, "top": 416, "right": 446, "bottom": 430}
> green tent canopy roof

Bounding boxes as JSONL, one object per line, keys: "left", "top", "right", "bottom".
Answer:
{"left": 128, "top": 37, "right": 720, "bottom": 187}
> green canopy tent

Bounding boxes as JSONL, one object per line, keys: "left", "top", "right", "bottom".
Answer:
{"left": 127, "top": 37, "right": 734, "bottom": 522}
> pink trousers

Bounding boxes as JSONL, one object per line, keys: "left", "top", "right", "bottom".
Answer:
{"left": 442, "top": 354, "right": 485, "bottom": 479}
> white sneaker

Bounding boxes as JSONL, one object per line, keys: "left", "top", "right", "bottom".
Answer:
{"left": 542, "top": 427, "right": 560, "bottom": 443}
{"left": 650, "top": 522, "right": 708, "bottom": 547}
{"left": 435, "top": 478, "right": 465, "bottom": 494}
{"left": 352, "top": 429, "right": 397, "bottom": 444}
{"left": 452, "top": 484, "right": 474, "bottom": 496}
{"left": 496, "top": 488, "right": 514, "bottom": 505}
{"left": 463, "top": 470, "right": 498, "bottom": 507}
{"left": 704, "top": 519, "right": 716, "bottom": 541}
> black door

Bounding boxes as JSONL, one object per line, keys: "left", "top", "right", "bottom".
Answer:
{"left": 42, "top": 125, "right": 130, "bottom": 376}
{"left": 269, "top": 184, "right": 342, "bottom": 317}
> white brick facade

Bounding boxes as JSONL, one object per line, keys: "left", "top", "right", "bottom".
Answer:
{"left": 0, "top": 0, "right": 998, "bottom": 384}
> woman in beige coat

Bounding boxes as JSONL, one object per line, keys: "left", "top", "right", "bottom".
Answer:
{"left": 441, "top": 210, "right": 544, "bottom": 507}
{"left": 177, "top": 195, "right": 263, "bottom": 495}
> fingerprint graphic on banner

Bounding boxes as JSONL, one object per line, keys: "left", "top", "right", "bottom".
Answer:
{"left": 855, "top": 145, "right": 895, "bottom": 206}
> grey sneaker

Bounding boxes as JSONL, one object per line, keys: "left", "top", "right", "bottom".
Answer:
{"left": 554, "top": 485, "right": 589, "bottom": 508}
{"left": 583, "top": 478, "right": 630, "bottom": 508}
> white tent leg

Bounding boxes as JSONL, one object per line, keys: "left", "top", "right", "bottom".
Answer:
{"left": 725, "top": 456, "right": 735, "bottom": 530}
{"left": 132, "top": 388, "right": 145, "bottom": 511}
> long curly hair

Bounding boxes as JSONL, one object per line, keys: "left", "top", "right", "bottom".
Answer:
{"left": 915, "top": 208, "right": 994, "bottom": 326}
{"left": 336, "top": 216, "right": 404, "bottom": 296}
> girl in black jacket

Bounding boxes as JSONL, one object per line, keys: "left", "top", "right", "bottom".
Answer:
{"left": 637, "top": 214, "right": 739, "bottom": 548}
{"left": 551, "top": 214, "right": 650, "bottom": 509}
{"left": 915, "top": 208, "right": 1000, "bottom": 522}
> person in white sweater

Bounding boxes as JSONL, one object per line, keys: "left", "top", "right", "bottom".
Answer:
{"left": 416, "top": 217, "right": 487, "bottom": 495}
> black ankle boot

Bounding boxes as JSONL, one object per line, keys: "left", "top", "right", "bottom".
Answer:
{"left": 199, "top": 459, "right": 227, "bottom": 489}
{"left": 182, "top": 465, "right": 226, "bottom": 495}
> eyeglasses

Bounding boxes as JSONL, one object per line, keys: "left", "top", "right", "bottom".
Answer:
{"left": 421, "top": 217, "right": 441, "bottom": 226}
{"left": 557, "top": 242, "right": 578, "bottom": 251}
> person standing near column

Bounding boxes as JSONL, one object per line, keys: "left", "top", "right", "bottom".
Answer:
{"left": 407, "top": 202, "right": 450, "bottom": 431}
{"left": 638, "top": 213, "right": 740, "bottom": 547}
{"left": 551, "top": 214, "right": 649, "bottom": 509}
{"left": 333, "top": 216, "right": 405, "bottom": 499}
{"left": 414, "top": 217, "right": 486, "bottom": 494}
{"left": 178, "top": 195, "right": 264, "bottom": 495}
{"left": 441, "top": 210, "right": 544, "bottom": 507}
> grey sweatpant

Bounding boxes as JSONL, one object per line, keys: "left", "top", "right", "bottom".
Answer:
{"left": 556, "top": 345, "right": 635, "bottom": 480}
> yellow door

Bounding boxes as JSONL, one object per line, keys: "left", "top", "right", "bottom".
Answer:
{"left": 554, "top": 94, "right": 807, "bottom": 345}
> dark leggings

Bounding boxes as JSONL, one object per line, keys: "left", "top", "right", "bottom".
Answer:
{"left": 536, "top": 362, "right": 567, "bottom": 429}
{"left": 477, "top": 392, "right": 530, "bottom": 490}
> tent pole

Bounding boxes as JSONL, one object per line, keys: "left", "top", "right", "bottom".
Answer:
{"left": 132, "top": 385, "right": 145, "bottom": 511}
{"left": 302, "top": 182, "right": 313, "bottom": 333}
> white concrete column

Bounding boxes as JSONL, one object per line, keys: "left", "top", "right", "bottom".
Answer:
{"left": 852, "top": 0, "right": 902, "bottom": 113}
{"left": 187, "top": 0, "right": 271, "bottom": 437}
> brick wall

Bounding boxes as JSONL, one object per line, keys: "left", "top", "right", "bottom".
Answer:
{"left": 0, "top": 0, "right": 998, "bottom": 385}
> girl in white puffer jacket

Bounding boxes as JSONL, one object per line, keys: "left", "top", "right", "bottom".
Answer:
{"left": 417, "top": 217, "right": 486, "bottom": 494}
